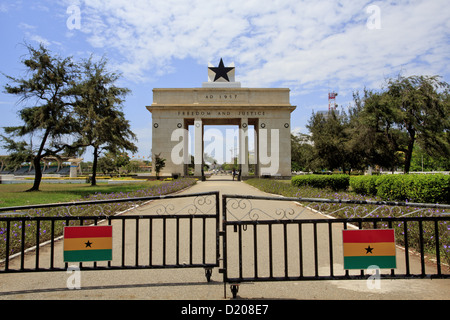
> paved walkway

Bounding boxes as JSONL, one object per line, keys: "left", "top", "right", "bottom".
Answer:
{"left": 0, "top": 176, "right": 449, "bottom": 300}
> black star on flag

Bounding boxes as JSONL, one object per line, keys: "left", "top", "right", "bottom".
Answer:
{"left": 365, "top": 245, "right": 374, "bottom": 254}
{"left": 85, "top": 240, "right": 93, "bottom": 248}
{"left": 208, "top": 58, "right": 234, "bottom": 82}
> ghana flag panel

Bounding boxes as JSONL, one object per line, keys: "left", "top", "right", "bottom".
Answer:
{"left": 343, "top": 229, "right": 396, "bottom": 270}
{"left": 64, "top": 226, "right": 112, "bottom": 262}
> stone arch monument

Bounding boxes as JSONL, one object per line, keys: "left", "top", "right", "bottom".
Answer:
{"left": 146, "top": 59, "right": 296, "bottom": 178}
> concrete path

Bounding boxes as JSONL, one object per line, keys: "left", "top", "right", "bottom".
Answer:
{"left": 0, "top": 176, "right": 449, "bottom": 300}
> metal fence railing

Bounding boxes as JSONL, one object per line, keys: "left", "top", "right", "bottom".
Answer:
{"left": 1, "top": 191, "right": 449, "bottom": 298}
{"left": 0, "top": 191, "right": 220, "bottom": 282}
{"left": 221, "top": 194, "right": 450, "bottom": 298}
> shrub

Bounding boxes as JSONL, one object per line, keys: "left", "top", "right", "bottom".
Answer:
{"left": 375, "top": 175, "right": 409, "bottom": 202}
{"left": 349, "top": 174, "right": 450, "bottom": 204}
{"left": 291, "top": 174, "right": 349, "bottom": 191}
{"left": 407, "top": 174, "right": 449, "bottom": 203}
{"left": 349, "top": 175, "right": 378, "bottom": 195}
{"left": 379, "top": 174, "right": 449, "bottom": 203}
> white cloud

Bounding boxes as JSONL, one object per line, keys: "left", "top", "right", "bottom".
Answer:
{"left": 291, "top": 126, "right": 305, "bottom": 136}
{"left": 29, "top": 34, "right": 51, "bottom": 46}
{"left": 18, "top": 22, "right": 36, "bottom": 30}
{"left": 18, "top": 21, "right": 54, "bottom": 47}
{"left": 0, "top": 2, "right": 22, "bottom": 13}
{"left": 68, "top": 0, "right": 448, "bottom": 91}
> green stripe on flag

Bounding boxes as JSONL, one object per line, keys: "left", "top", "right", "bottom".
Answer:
{"left": 64, "top": 249, "right": 112, "bottom": 262}
{"left": 344, "top": 256, "right": 396, "bottom": 270}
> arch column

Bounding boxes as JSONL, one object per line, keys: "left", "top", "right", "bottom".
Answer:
{"left": 254, "top": 120, "right": 260, "bottom": 176}
{"left": 194, "top": 118, "right": 204, "bottom": 177}
{"left": 239, "top": 117, "right": 249, "bottom": 176}
{"left": 183, "top": 119, "right": 189, "bottom": 176}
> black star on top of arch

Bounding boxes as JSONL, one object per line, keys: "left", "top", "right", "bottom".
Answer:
{"left": 209, "top": 58, "right": 234, "bottom": 82}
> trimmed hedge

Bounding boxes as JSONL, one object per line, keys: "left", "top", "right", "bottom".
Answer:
{"left": 349, "top": 175, "right": 378, "bottom": 196}
{"left": 291, "top": 174, "right": 350, "bottom": 191}
{"left": 349, "top": 174, "right": 450, "bottom": 204}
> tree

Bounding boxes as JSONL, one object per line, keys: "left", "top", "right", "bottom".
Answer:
{"left": 124, "top": 159, "right": 143, "bottom": 174}
{"left": 1, "top": 44, "right": 80, "bottom": 191}
{"left": 410, "top": 144, "right": 450, "bottom": 172}
{"left": 0, "top": 137, "right": 33, "bottom": 171}
{"left": 154, "top": 153, "right": 166, "bottom": 180}
{"left": 73, "top": 56, "right": 137, "bottom": 186}
{"left": 358, "top": 75, "right": 450, "bottom": 173}
{"left": 307, "top": 110, "right": 356, "bottom": 174}
{"left": 290, "top": 133, "right": 315, "bottom": 172}
{"left": 97, "top": 151, "right": 131, "bottom": 176}
{"left": 350, "top": 90, "right": 406, "bottom": 172}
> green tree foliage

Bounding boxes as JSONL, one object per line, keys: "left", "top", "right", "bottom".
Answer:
{"left": 356, "top": 75, "right": 450, "bottom": 173}
{"left": 351, "top": 89, "right": 406, "bottom": 172}
{"left": 1, "top": 44, "right": 80, "bottom": 191}
{"left": 306, "top": 110, "right": 360, "bottom": 173}
{"left": 290, "top": 133, "right": 315, "bottom": 172}
{"left": 410, "top": 144, "right": 450, "bottom": 171}
{"left": 154, "top": 153, "right": 166, "bottom": 180}
{"left": 0, "top": 137, "right": 33, "bottom": 171}
{"left": 97, "top": 152, "right": 132, "bottom": 176}
{"left": 1, "top": 44, "right": 138, "bottom": 190}
{"left": 307, "top": 75, "right": 449, "bottom": 174}
{"left": 73, "top": 56, "right": 137, "bottom": 186}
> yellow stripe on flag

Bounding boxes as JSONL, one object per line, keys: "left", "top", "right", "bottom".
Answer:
{"left": 64, "top": 237, "right": 112, "bottom": 251}
{"left": 343, "top": 242, "right": 396, "bottom": 257}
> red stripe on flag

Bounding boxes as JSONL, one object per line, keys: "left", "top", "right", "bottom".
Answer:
{"left": 64, "top": 226, "right": 112, "bottom": 239}
{"left": 343, "top": 229, "right": 395, "bottom": 243}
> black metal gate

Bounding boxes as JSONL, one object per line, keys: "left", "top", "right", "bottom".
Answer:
{"left": 0, "top": 191, "right": 220, "bottom": 282}
{"left": 1, "top": 191, "right": 449, "bottom": 299}
{"left": 221, "top": 194, "right": 450, "bottom": 298}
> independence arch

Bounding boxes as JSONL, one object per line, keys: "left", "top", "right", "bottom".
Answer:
{"left": 146, "top": 60, "right": 296, "bottom": 178}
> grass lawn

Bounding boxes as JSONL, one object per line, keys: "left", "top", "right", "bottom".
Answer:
{"left": 0, "top": 181, "right": 170, "bottom": 208}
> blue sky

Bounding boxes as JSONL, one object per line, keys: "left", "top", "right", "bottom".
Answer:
{"left": 1, "top": 0, "right": 449, "bottom": 162}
